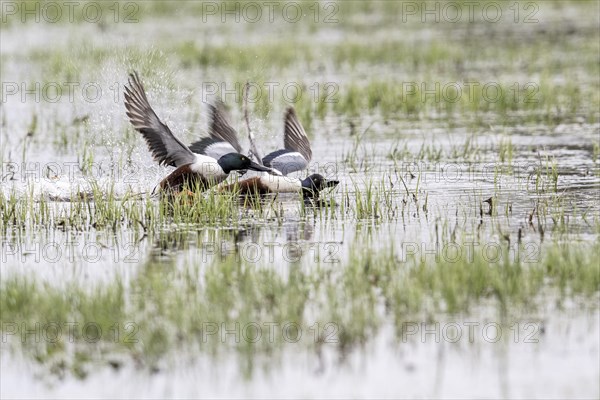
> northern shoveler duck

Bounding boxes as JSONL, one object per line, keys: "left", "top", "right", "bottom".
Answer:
{"left": 226, "top": 172, "right": 339, "bottom": 198}
{"left": 189, "top": 102, "right": 339, "bottom": 198}
{"left": 123, "top": 72, "right": 273, "bottom": 192}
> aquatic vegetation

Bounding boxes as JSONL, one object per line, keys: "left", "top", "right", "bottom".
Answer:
{"left": 2, "top": 231, "right": 598, "bottom": 375}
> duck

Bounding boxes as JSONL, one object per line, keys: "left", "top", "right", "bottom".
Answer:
{"left": 123, "top": 72, "right": 273, "bottom": 193}
{"left": 225, "top": 172, "right": 340, "bottom": 199}
{"left": 189, "top": 102, "right": 339, "bottom": 198}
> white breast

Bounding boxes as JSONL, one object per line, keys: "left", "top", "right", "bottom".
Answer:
{"left": 259, "top": 174, "right": 302, "bottom": 192}
{"left": 190, "top": 154, "right": 227, "bottom": 179}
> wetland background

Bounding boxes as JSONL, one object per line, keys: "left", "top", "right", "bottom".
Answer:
{"left": 1, "top": 0, "right": 599, "bottom": 398}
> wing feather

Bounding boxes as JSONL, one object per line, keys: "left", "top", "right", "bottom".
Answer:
{"left": 208, "top": 100, "right": 242, "bottom": 153}
{"left": 124, "top": 71, "right": 195, "bottom": 167}
{"left": 283, "top": 107, "right": 312, "bottom": 163}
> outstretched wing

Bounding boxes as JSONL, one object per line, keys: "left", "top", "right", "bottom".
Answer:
{"left": 124, "top": 71, "right": 195, "bottom": 168}
{"left": 262, "top": 107, "right": 312, "bottom": 175}
{"left": 189, "top": 100, "right": 242, "bottom": 160}
{"left": 208, "top": 100, "right": 242, "bottom": 153}
{"left": 283, "top": 107, "right": 312, "bottom": 162}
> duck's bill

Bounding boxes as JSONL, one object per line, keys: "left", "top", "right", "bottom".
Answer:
{"left": 325, "top": 179, "right": 340, "bottom": 188}
{"left": 248, "top": 161, "right": 274, "bottom": 173}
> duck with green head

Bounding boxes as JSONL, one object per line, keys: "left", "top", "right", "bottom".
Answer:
{"left": 189, "top": 101, "right": 339, "bottom": 199}
{"left": 123, "top": 72, "right": 274, "bottom": 193}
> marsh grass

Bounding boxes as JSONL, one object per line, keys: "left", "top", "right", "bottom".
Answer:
{"left": 1, "top": 155, "right": 597, "bottom": 378}
{"left": 2, "top": 232, "right": 598, "bottom": 376}
{"left": 0, "top": 148, "right": 587, "bottom": 238}
{"left": 333, "top": 79, "right": 599, "bottom": 124}
{"left": 387, "top": 133, "right": 483, "bottom": 163}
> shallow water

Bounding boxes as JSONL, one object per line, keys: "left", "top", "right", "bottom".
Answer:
{"left": 3, "top": 311, "right": 598, "bottom": 399}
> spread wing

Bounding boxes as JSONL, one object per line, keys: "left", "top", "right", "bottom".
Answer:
{"left": 283, "top": 107, "right": 312, "bottom": 163}
{"left": 209, "top": 100, "right": 242, "bottom": 152}
{"left": 262, "top": 107, "right": 312, "bottom": 175}
{"left": 124, "top": 71, "right": 195, "bottom": 168}
{"left": 189, "top": 100, "right": 243, "bottom": 160}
